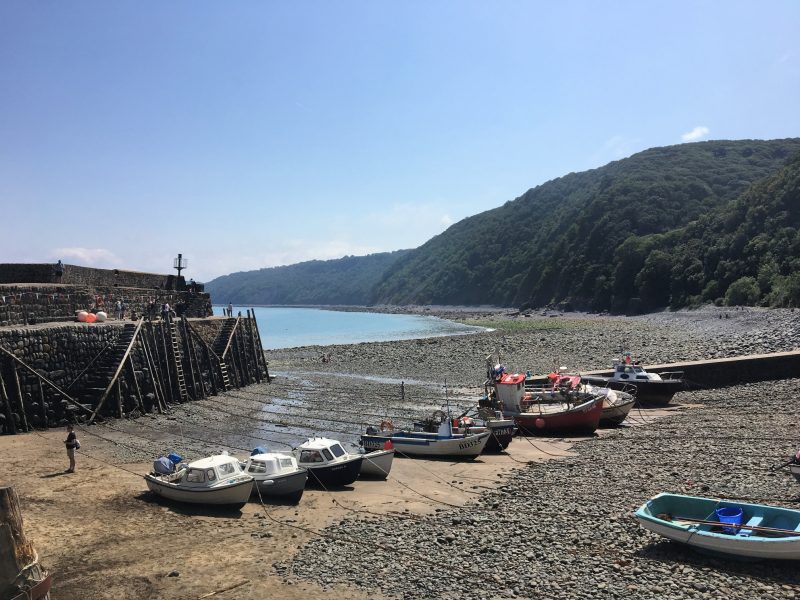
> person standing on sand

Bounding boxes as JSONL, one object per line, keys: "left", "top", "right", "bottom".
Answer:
{"left": 64, "top": 424, "right": 78, "bottom": 473}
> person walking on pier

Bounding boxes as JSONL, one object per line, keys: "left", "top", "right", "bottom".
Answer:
{"left": 64, "top": 424, "right": 78, "bottom": 473}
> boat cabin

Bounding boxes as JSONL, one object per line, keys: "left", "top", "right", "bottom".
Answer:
{"left": 493, "top": 373, "right": 526, "bottom": 413}
{"left": 181, "top": 455, "right": 245, "bottom": 487}
{"left": 610, "top": 363, "right": 660, "bottom": 382}
{"left": 244, "top": 453, "right": 300, "bottom": 476}
{"left": 295, "top": 437, "right": 355, "bottom": 465}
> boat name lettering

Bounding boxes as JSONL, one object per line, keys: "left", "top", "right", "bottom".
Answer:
{"left": 459, "top": 439, "right": 479, "bottom": 449}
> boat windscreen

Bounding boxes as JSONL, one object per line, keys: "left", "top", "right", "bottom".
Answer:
{"left": 322, "top": 448, "right": 334, "bottom": 461}
{"left": 217, "top": 462, "right": 237, "bottom": 476}
{"left": 186, "top": 469, "right": 205, "bottom": 483}
{"left": 279, "top": 458, "right": 294, "bottom": 469}
{"left": 248, "top": 461, "right": 267, "bottom": 474}
{"left": 330, "top": 444, "right": 345, "bottom": 458}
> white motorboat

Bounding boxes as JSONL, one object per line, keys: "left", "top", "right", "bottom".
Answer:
{"left": 242, "top": 452, "right": 308, "bottom": 504}
{"left": 144, "top": 453, "right": 253, "bottom": 508}
{"left": 581, "top": 353, "right": 684, "bottom": 405}
{"left": 362, "top": 418, "right": 490, "bottom": 459}
{"left": 294, "top": 437, "right": 363, "bottom": 488}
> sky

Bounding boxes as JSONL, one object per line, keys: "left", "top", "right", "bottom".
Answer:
{"left": 1, "top": 1, "right": 798, "bottom": 282}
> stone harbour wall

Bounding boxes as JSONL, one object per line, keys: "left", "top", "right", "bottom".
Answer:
{"left": 0, "top": 285, "right": 212, "bottom": 327}
{"left": 0, "top": 317, "right": 265, "bottom": 434}
{"left": 0, "top": 263, "right": 185, "bottom": 290}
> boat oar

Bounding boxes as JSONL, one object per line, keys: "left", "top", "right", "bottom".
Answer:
{"left": 669, "top": 516, "right": 800, "bottom": 536}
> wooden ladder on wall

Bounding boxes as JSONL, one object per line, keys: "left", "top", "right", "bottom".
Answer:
{"left": 166, "top": 316, "right": 189, "bottom": 403}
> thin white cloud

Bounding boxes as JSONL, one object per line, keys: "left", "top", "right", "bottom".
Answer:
{"left": 588, "top": 135, "right": 641, "bottom": 169}
{"left": 681, "top": 126, "right": 710, "bottom": 143}
{"left": 440, "top": 214, "right": 453, "bottom": 227}
{"left": 52, "top": 247, "right": 123, "bottom": 266}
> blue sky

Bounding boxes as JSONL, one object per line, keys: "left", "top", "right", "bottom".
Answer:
{"left": 1, "top": 1, "right": 798, "bottom": 282}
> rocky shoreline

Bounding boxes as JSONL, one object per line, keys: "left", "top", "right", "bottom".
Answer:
{"left": 8, "top": 305, "right": 800, "bottom": 599}
{"left": 262, "top": 306, "right": 800, "bottom": 599}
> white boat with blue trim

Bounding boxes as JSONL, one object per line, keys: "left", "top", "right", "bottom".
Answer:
{"left": 634, "top": 492, "right": 800, "bottom": 560}
{"left": 361, "top": 418, "right": 490, "bottom": 459}
{"left": 144, "top": 453, "right": 254, "bottom": 508}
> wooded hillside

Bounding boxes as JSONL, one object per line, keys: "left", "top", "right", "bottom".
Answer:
{"left": 207, "top": 139, "right": 800, "bottom": 312}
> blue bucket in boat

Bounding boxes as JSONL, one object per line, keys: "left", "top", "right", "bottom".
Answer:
{"left": 167, "top": 452, "right": 183, "bottom": 465}
{"left": 251, "top": 446, "right": 268, "bottom": 456}
{"left": 715, "top": 506, "right": 743, "bottom": 534}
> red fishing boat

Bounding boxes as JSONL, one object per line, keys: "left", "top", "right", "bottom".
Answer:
{"left": 490, "top": 372, "right": 603, "bottom": 435}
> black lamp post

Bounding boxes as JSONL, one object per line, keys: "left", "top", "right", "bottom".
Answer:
{"left": 173, "top": 253, "right": 188, "bottom": 278}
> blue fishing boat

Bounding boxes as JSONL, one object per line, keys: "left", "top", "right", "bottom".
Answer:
{"left": 634, "top": 493, "right": 800, "bottom": 560}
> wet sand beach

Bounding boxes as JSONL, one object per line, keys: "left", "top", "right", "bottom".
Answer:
{"left": 4, "top": 306, "right": 800, "bottom": 599}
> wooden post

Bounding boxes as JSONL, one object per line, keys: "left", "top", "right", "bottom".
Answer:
{"left": 186, "top": 323, "right": 207, "bottom": 398}
{"left": 0, "top": 367, "right": 16, "bottom": 435}
{"left": 144, "top": 322, "right": 168, "bottom": 410}
{"left": 38, "top": 379, "right": 48, "bottom": 428}
{"left": 11, "top": 364, "right": 29, "bottom": 432}
{"left": 126, "top": 358, "right": 146, "bottom": 414}
{"left": 0, "top": 348, "right": 92, "bottom": 418}
{"left": 235, "top": 332, "right": 251, "bottom": 385}
{"left": 87, "top": 318, "right": 144, "bottom": 424}
{"left": 200, "top": 344, "right": 218, "bottom": 396}
{"left": 244, "top": 311, "right": 260, "bottom": 383}
{"left": 0, "top": 485, "right": 47, "bottom": 599}
{"left": 158, "top": 322, "right": 175, "bottom": 403}
{"left": 250, "top": 308, "right": 269, "bottom": 382}
{"left": 140, "top": 330, "right": 165, "bottom": 413}
{"left": 116, "top": 378, "right": 123, "bottom": 418}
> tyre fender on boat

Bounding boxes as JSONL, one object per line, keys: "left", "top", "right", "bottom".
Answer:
{"left": 380, "top": 420, "right": 394, "bottom": 432}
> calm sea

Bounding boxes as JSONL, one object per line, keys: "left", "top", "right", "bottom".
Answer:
{"left": 212, "top": 306, "right": 486, "bottom": 349}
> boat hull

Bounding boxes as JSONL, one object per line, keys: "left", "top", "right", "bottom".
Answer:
{"left": 483, "top": 420, "right": 516, "bottom": 452}
{"left": 361, "top": 431, "right": 491, "bottom": 458}
{"left": 582, "top": 376, "right": 683, "bottom": 405}
{"left": 635, "top": 493, "right": 800, "bottom": 560}
{"left": 359, "top": 449, "right": 395, "bottom": 479}
{"left": 512, "top": 397, "right": 603, "bottom": 435}
{"left": 144, "top": 474, "right": 253, "bottom": 508}
{"left": 304, "top": 456, "right": 363, "bottom": 488}
{"left": 599, "top": 391, "right": 636, "bottom": 427}
{"left": 252, "top": 469, "right": 308, "bottom": 503}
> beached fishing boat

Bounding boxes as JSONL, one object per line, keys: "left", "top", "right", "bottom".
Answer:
{"left": 294, "top": 437, "right": 363, "bottom": 487}
{"left": 524, "top": 369, "right": 635, "bottom": 428}
{"left": 592, "top": 386, "right": 636, "bottom": 427}
{"left": 242, "top": 451, "right": 307, "bottom": 503}
{"left": 144, "top": 454, "right": 254, "bottom": 508}
{"left": 581, "top": 353, "right": 684, "bottom": 405}
{"left": 634, "top": 492, "right": 800, "bottom": 560}
{"left": 357, "top": 447, "right": 395, "bottom": 479}
{"left": 491, "top": 372, "right": 603, "bottom": 435}
{"left": 415, "top": 408, "right": 516, "bottom": 452}
{"left": 362, "top": 418, "right": 491, "bottom": 459}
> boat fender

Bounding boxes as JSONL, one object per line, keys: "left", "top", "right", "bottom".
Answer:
{"left": 535, "top": 418, "right": 546, "bottom": 429}
{"left": 380, "top": 420, "right": 394, "bottom": 432}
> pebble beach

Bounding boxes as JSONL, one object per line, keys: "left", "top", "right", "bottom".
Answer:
{"left": 7, "top": 305, "right": 800, "bottom": 599}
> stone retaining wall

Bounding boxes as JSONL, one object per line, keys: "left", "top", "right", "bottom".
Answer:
{"left": 0, "top": 317, "right": 264, "bottom": 433}
{"left": 0, "top": 285, "right": 212, "bottom": 327}
{"left": 0, "top": 263, "right": 185, "bottom": 290}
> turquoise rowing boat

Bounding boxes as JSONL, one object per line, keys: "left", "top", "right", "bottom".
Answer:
{"left": 634, "top": 493, "right": 800, "bottom": 560}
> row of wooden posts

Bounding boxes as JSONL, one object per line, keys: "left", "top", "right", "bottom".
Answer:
{"left": 0, "top": 311, "right": 269, "bottom": 433}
